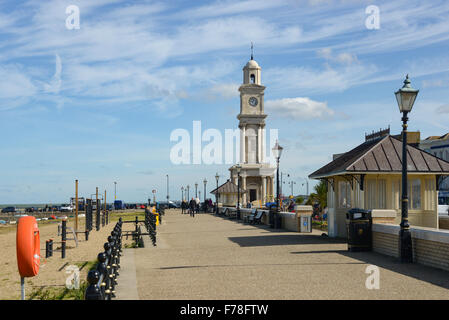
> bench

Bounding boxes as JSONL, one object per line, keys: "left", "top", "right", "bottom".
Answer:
{"left": 246, "top": 209, "right": 264, "bottom": 225}
{"left": 226, "top": 209, "right": 237, "bottom": 219}
{"left": 243, "top": 209, "right": 258, "bottom": 223}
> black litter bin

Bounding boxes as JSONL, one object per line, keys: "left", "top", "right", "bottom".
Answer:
{"left": 346, "top": 208, "right": 372, "bottom": 252}
{"left": 269, "top": 209, "right": 274, "bottom": 228}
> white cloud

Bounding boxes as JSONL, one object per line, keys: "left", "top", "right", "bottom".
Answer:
{"left": 317, "top": 48, "right": 357, "bottom": 65}
{"left": 265, "top": 62, "right": 379, "bottom": 94}
{"left": 43, "top": 54, "right": 62, "bottom": 94}
{"left": 204, "top": 83, "right": 240, "bottom": 100}
{"left": 265, "top": 97, "right": 334, "bottom": 120}
{"left": 436, "top": 104, "right": 449, "bottom": 114}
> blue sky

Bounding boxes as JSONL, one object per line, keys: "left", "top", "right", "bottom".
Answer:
{"left": 1, "top": 0, "right": 449, "bottom": 204}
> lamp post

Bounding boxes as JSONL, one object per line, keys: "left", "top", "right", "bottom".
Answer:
{"left": 187, "top": 185, "right": 190, "bottom": 200}
{"left": 301, "top": 178, "right": 309, "bottom": 196}
{"left": 289, "top": 181, "right": 296, "bottom": 196}
{"left": 395, "top": 74, "right": 419, "bottom": 263}
{"left": 236, "top": 165, "right": 242, "bottom": 219}
{"left": 181, "top": 186, "right": 184, "bottom": 202}
{"left": 166, "top": 174, "right": 169, "bottom": 202}
{"left": 272, "top": 140, "right": 283, "bottom": 228}
{"left": 195, "top": 182, "right": 198, "bottom": 198}
{"left": 203, "top": 178, "right": 207, "bottom": 212}
{"left": 215, "top": 173, "right": 220, "bottom": 215}
{"left": 114, "top": 181, "right": 117, "bottom": 200}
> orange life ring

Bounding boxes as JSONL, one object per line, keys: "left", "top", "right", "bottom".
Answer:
{"left": 16, "top": 216, "right": 40, "bottom": 277}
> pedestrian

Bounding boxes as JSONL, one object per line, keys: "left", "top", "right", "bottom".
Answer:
{"left": 181, "top": 200, "right": 186, "bottom": 214}
{"left": 195, "top": 197, "right": 200, "bottom": 214}
{"left": 189, "top": 197, "right": 196, "bottom": 217}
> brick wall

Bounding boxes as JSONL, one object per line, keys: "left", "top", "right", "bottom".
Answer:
{"left": 440, "top": 216, "right": 449, "bottom": 230}
{"left": 372, "top": 231, "right": 399, "bottom": 258}
{"left": 413, "top": 238, "right": 449, "bottom": 271}
{"left": 373, "top": 223, "right": 449, "bottom": 272}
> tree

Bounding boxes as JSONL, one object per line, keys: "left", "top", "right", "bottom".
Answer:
{"left": 305, "top": 180, "right": 327, "bottom": 213}
{"left": 295, "top": 196, "right": 304, "bottom": 205}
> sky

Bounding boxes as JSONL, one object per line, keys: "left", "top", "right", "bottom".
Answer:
{"left": 1, "top": 0, "right": 449, "bottom": 204}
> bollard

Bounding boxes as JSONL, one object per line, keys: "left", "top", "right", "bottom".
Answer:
{"left": 45, "top": 240, "right": 50, "bottom": 258}
{"left": 85, "top": 270, "right": 103, "bottom": 300}
{"left": 97, "top": 252, "right": 109, "bottom": 300}
{"left": 85, "top": 220, "right": 123, "bottom": 300}
{"left": 61, "top": 220, "right": 67, "bottom": 259}
{"left": 49, "top": 239, "right": 53, "bottom": 257}
{"left": 85, "top": 230, "right": 89, "bottom": 241}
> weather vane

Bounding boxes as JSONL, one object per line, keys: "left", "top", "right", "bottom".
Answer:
{"left": 251, "top": 42, "right": 254, "bottom": 60}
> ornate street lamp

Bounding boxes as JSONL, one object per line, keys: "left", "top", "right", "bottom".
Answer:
{"left": 395, "top": 74, "right": 419, "bottom": 263}
{"left": 195, "top": 182, "right": 198, "bottom": 198}
{"left": 215, "top": 173, "right": 220, "bottom": 215}
{"left": 187, "top": 185, "right": 190, "bottom": 200}
{"left": 272, "top": 140, "right": 283, "bottom": 228}
{"left": 203, "top": 178, "right": 207, "bottom": 212}
{"left": 236, "top": 164, "right": 242, "bottom": 219}
{"left": 181, "top": 186, "right": 184, "bottom": 201}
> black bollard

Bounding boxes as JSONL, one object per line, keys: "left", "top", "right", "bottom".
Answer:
{"left": 85, "top": 270, "right": 103, "bottom": 300}
{"left": 49, "top": 239, "right": 53, "bottom": 257}
{"left": 45, "top": 240, "right": 50, "bottom": 258}
{"left": 61, "top": 220, "right": 67, "bottom": 259}
{"left": 97, "top": 252, "right": 109, "bottom": 300}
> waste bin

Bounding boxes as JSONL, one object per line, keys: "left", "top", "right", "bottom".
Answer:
{"left": 299, "top": 215, "right": 312, "bottom": 233}
{"left": 269, "top": 209, "right": 274, "bottom": 228}
{"left": 346, "top": 208, "right": 372, "bottom": 252}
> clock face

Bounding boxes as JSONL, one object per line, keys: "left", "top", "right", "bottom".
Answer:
{"left": 249, "top": 97, "right": 258, "bottom": 107}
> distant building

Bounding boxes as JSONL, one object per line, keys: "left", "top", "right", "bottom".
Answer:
{"left": 210, "top": 179, "right": 246, "bottom": 208}
{"left": 419, "top": 133, "right": 449, "bottom": 191}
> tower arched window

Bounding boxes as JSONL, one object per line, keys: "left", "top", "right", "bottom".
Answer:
{"left": 250, "top": 74, "right": 255, "bottom": 84}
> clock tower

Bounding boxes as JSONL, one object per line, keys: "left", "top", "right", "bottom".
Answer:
{"left": 229, "top": 53, "right": 275, "bottom": 207}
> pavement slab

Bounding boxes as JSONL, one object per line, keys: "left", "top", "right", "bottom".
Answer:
{"left": 117, "top": 209, "right": 449, "bottom": 300}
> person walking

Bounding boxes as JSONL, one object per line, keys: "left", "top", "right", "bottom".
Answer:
{"left": 181, "top": 200, "right": 186, "bottom": 214}
{"left": 195, "top": 197, "right": 200, "bottom": 214}
{"left": 189, "top": 197, "right": 196, "bottom": 217}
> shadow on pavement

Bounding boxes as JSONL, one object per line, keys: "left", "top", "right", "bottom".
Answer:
{"left": 290, "top": 248, "right": 449, "bottom": 291}
{"left": 228, "top": 234, "right": 344, "bottom": 247}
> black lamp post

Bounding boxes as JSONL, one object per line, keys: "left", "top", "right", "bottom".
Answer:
{"left": 195, "top": 182, "right": 198, "bottom": 198}
{"left": 181, "top": 186, "right": 184, "bottom": 202}
{"left": 166, "top": 174, "right": 169, "bottom": 202}
{"left": 215, "top": 173, "right": 219, "bottom": 215}
{"left": 236, "top": 164, "right": 242, "bottom": 219}
{"left": 272, "top": 140, "right": 283, "bottom": 228}
{"left": 203, "top": 178, "right": 207, "bottom": 212}
{"left": 395, "top": 74, "right": 419, "bottom": 263}
{"left": 187, "top": 185, "right": 190, "bottom": 200}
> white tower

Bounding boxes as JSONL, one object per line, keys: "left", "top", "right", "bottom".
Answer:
{"left": 229, "top": 51, "right": 275, "bottom": 206}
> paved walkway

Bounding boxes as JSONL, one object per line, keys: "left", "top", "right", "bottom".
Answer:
{"left": 116, "top": 209, "right": 449, "bottom": 300}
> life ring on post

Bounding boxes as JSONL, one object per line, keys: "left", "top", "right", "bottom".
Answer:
{"left": 16, "top": 216, "right": 40, "bottom": 277}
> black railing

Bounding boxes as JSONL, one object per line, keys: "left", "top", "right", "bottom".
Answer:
{"left": 84, "top": 219, "right": 122, "bottom": 300}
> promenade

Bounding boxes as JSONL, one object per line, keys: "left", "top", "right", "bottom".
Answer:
{"left": 116, "top": 209, "right": 449, "bottom": 300}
